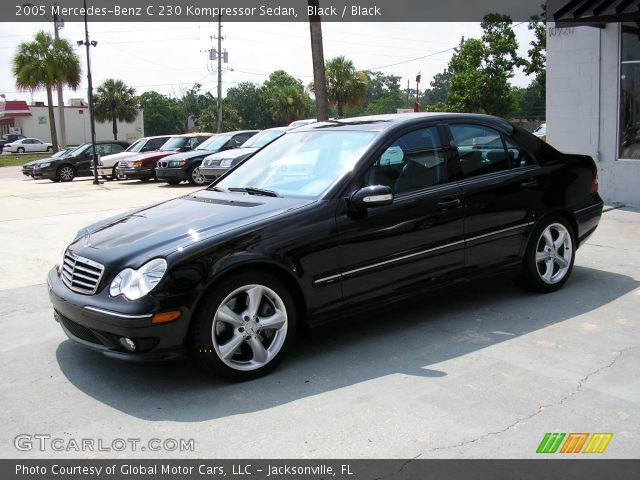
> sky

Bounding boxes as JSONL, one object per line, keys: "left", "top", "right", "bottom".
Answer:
{"left": 0, "top": 21, "right": 536, "bottom": 105}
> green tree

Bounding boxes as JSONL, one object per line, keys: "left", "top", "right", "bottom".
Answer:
{"left": 93, "top": 79, "right": 138, "bottom": 140}
{"left": 225, "top": 82, "right": 271, "bottom": 129}
{"left": 324, "top": 56, "right": 368, "bottom": 117}
{"left": 197, "top": 99, "right": 242, "bottom": 132}
{"left": 262, "top": 70, "right": 313, "bottom": 125}
{"left": 138, "top": 91, "right": 183, "bottom": 136}
{"left": 12, "top": 30, "right": 81, "bottom": 152}
{"left": 446, "top": 14, "right": 521, "bottom": 117}
{"left": 422, "top": 69, "right": 451, "bottom": 106}
{"left": 521, "top": 6, "right": 547, "bottom": 99}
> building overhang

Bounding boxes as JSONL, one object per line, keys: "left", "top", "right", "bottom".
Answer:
{"left": 551, "top": 0, "right": 640, "bottom": 27}
{"left": 0, "top": 100, "right": 31, "bottom": 120}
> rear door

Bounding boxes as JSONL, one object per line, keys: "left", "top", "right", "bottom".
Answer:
{"left": 335, "top": 124, "right": 465, "bottom": 306}
{"left": 446, "top": 122, "right": 547, "bottom": 275}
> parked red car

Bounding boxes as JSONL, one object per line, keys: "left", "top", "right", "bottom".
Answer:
{"left": 116, "top": 133, "right": 213, "bottom": 181}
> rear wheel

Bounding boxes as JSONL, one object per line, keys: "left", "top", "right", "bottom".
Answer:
{"left": 518, "top": 215, "right": 576, "bottom": 293}
{"left": 190, "top": 271, "right": 297, "bottom": 381}
{"left": 17, "top": 147, "right": 25, "bottom": 153}
{"left": 47, "top": 146, "right": 53, "bottom": 152}
{"left": 57, "top": 164, "right": 75, "bottom": 182}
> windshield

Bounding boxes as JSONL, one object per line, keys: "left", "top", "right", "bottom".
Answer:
{"left": 52, "top": 149, "right": 70, "bottom": 158}
{"left": 197, "top": 134, "right": 232, "bottom": 151}
{"left": 242, "top": 130, "right": 285, "bottom": 149}
{"left": 160, "top": 137, "right": 189, "bottom": 151}
{"left": 70, "top": 144, "right": 90, "bottom": 155}
{"left": 126, "top": 139, "right": 146, "bottom": 152}
{"left": 215, "top": 130, "right": 376, "bottom": 198}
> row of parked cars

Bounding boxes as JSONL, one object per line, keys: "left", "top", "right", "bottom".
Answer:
{"left": 21, "top": 122, "right": 312, "bottom": 184}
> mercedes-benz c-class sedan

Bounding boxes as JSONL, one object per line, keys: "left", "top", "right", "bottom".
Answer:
{"left": 48, "top": 114, "right": 603, "bottom": 380}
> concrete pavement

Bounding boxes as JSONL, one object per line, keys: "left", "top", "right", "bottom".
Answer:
{"left": 0, "top": 166, "right": 638, "bottom": 459}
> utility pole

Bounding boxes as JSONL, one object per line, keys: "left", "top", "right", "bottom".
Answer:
{"left": 79, "top": 0, "right": 99, "bottom": 184}
{"left": 216, "top": 14, "right": 223, "bottom": 133}
{"left": 53, "top": 6, "right": 66, "bottom": 150}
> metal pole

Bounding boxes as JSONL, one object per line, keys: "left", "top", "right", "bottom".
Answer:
{"left": 83, "top": 0, "right": 99, "bottom": 184}
{"left": 216, "top": 14, "right": 223, "bottom": 133}
{"left": 53, "top": 8, "right": 66, "bottom": 150}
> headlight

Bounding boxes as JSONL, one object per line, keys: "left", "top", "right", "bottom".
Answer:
{"left": 220, "top": 159, "right": 233, "bottom": 167}
{"left": 132, "top": 160, "right": 142, "bottom": 167}
{"left": 110, "top": 258, "right": 167, "bottom": 300}
{"left": 39, "top": 162, "right": 51, "bottom": 168}
{"left": 170, "top": 160, "right": 187, "bottom": 167}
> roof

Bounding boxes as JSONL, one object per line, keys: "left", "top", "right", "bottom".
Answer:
{"left": 551, "top": 0, "right": 640, "bottom": 26}
{"left": 0, "top": 100, "right": 31, "bottom": 120}
{"left": 297, "top": 113, "right": 514, "bottom": 133}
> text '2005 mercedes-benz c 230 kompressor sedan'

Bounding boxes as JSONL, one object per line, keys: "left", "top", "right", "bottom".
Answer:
{"left": 48, "top": 113, "right": 603, "bottom": 380}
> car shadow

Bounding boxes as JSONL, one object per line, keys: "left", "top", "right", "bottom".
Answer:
{"left": 56, "top": 266, "right": 639, "bottom": 422}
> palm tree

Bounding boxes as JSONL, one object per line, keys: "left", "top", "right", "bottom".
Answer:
{"left": 12, "top": 31, "right": 81, "bottom": 152}
{"left": 325, "top": 56, "right": 368, "bottom": 117}
{"left": 308, "top": 0, "right": 329, "bottom": 121}
{"left": 93, "top": 79, "right": 138, "bottom": 140}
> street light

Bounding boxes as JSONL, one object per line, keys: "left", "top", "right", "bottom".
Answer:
{"left": 77, "top": 0, "right": 100, "bottom": 185}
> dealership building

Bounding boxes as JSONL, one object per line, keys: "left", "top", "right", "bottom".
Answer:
{"left": 547, "top": 0, "right": 640, "bottom": 206}
{"left": 0, "top": 99, "right": 144, "bottom": 146}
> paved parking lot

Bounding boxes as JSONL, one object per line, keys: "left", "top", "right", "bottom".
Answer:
{"left": 0, "top": 166, "right": 638, "bottom": 459}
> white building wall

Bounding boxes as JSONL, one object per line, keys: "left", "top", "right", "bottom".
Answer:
{"left": 547, "top": 23, "right": 640, "bottom": 206}
{"left": 14, "top": 106, "right": 144, "bottom": 147}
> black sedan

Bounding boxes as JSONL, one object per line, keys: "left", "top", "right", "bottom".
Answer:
{"left": 48, "top": 113, "right": 603, "bottom": 380}
{"left": 33, "top": 141, "right": 129, "bottom": 182}
{"left": 200, "top": 127, "right": 288, "bottom": 181}
{"left": 155, "top": 130, "right": 258, "bottom": 185}
{"left": 21, "top": 148, "right": 73, "bottom": 177}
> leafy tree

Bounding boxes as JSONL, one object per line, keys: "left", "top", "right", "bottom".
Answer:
{"left": 93, "top": 79, "right": 138, "bottom": 140}
{"left": 12, "top": 30, "right": 81, "bottom": 151}
{"left": 138, "top": 91, "right": 183, "bottom": 136}
{"left": 262, "top": 70, "right": 313, "bottom": 125}
{"left": 422, "top": 69, "right": 451, "bottom": 106}
{"left": 225, "top": 82, "right": 271, "bottom": 129}
{"left": 446, "top": 14, "right": 521, "bottom": 117}
{"left": 197, "top": 100, "right": 243, "bottom": 132}
{"left": 521, "top": 5, "right": 547, "bottom": 99}
{"left": 324, "top": 56, "right": 368, "bottom": 117}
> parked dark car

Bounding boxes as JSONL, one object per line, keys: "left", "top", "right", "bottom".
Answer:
{"left": 0, "top": 133, "right": 25, "bottom": 151}
{"left": 200, "top": 127, "right": 288, "bottom": 181}
{"left": 48, "top": 113, "right": 603, "bottom": 380}
{"left": 33, "top": 141, "right": 129, "bottom": 182}
{"left": 155, "top": 130, "right": 259, "bottom": 185}
{"left": 22, "top": 148, "right": 73, "bottom": 177}
{"left": 116, "top": 133, "right": 213, "bottom": 181}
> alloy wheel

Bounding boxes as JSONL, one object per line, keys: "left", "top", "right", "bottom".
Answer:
{"left": 58, "top": 166, "right": 74, "bottom": 182}
{"left": 535, "top": 223, "right": 573, "bottom": 284}
{"left": 211, "top": 284, "right": 288, "bottom": 371}
{"left": 191, "top": 167, "right": 206, "bottom": 185}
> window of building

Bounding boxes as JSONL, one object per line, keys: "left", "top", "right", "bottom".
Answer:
{"left": 619, "top": 22, "right": 640, "bottom": 160}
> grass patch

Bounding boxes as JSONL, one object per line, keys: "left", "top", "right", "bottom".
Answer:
{"left": 0, "top": 153, "right": 50, "bottom": 167}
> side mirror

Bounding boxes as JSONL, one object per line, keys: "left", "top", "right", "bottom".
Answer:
{"left": 350, "top": 185, "right": 393, "bottom": 209}
{"left": 84, "top": 152, "right": 93, "bottom": 158}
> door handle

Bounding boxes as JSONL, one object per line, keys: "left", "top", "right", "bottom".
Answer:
{"left": 521, "top": 178, "right": 539, "bottom": 189}
{"left": 437, "top": 198, "right": 461, "bottom": 209}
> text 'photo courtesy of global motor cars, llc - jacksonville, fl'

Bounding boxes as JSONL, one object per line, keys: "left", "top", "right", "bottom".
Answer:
{"left": 0, "top": 0, "right": 639, "bottom": 479}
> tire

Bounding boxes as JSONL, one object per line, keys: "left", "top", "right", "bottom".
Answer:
{"left": 47, "top": 146, "right": 53, "bottom": 152}
{"left": 114, "top": 166, "right": 125, "bottom": 181}
{"left": 102, "top": 176, "right": 112, "bottom": 181}
{"left": 517, "top": 214, "right": 576, "bottom": 293}
{"left": 167, "top": 179, "right": 181, "bottom": 185}
{"left": 187, "top": 165, "right": 207, "bottom": 185}
{"left": 17, "top": 147, "right": 25, "bottom": 154}
{"left": 57, "top": 164, "right": 75, "bottom": 182}
{"left": 190, "top": 271, "right": 297, "bottom": 381}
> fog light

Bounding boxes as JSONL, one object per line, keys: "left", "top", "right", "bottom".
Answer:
{"left": 119, "top": 337, "right": 137, "bottom": 352}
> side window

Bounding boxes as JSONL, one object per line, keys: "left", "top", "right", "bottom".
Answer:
{"left": 111, "top": 144, "right": 125, "bottom": 153}
{"left": 449, "top": 124, "right": 510, "bottom": 178}
{"left": 365, "top": 126, "right": 447, "bottom": 195}
{"left": 192, "top": 137, "right": 207, "bottom": 148}
{"left": 146, "top": 138, "right": 165, "bottom": 150}
{"left": 95, "top": 144, "right": 111, "bottom": 155}
{"left": 504, "top": 139, "right": 537, "bottom": 168}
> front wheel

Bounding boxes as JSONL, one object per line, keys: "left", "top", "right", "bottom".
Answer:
{"left": 518, "top": 215, "right": 576, "bottom": 293}
{"left": 57, "top": 165, "right": 75, "bottom": 182}
{"left": 190, "top": 272, "right": 297, "bottom": 381}
{"left": 188, "top": 166, "right": 207, "bottom": 185}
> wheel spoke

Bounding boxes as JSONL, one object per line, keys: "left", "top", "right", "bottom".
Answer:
{"left": 247, "top": 336, "right": 268, "bottom": 363}
{"left": 245, "top": 286, "right": 263, "bottom": 318}
{"left": 219, "top": 333, "right": 245, "bottom": 360}
{"left": 259, "top": 311, "right": 286, "bottom": 330}
{"left": 554, "top": 230, "right": 567, "bottom": 249}
{"left": 536, "top": 251, "right": 548, "bottom": 263}
{"left": 555, "top": 255, "right": 569, "bottom": 269}
{"left": 217, "top": 304, "right": 244, "bottom": 327}
{"left": 543, "top": 259, "right": 554, "bottom": 282}
{"left": 543, "top": 228, "right": 554, "bottom": 248}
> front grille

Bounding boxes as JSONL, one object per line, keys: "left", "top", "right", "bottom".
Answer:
{"left": 61, "top": 251, "right": 105, "bottom": 295}
{"left": 58, "top": 312, "right": 103, "bottom": 345}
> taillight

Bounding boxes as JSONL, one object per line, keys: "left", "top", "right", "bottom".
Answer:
{"left": 590, "top": 169, "right": 599, "bottom": 194}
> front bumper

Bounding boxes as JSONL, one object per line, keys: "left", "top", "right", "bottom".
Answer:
{"left": 47, "top": 268, "right": 190, "bottom": 361}
{"left": 97, "top": 166, "right": 115, "bottom": 177}
{"left": 155, "top": 167, "right": 188, "bottom": 182}
{"left": 116, "top": 166, "right": 154, "bottom": 180}
{"left": 32, "top": 166, "right": 57, "bottom": 179}
{"left": 199, "top": 167, "right": 228, "bottom": 180}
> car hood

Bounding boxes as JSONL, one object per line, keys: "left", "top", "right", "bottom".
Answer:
{"left": 163, "top": 150, "right": 219, "bottom": 162}
{"left": 25, "top": 156, "right": 54, "bottom": 167}
{"left": 204, "top": 147, "right": 257, "bottom": 162}
{"left": 69, "top": 190, "right": 315, "bottom": 266}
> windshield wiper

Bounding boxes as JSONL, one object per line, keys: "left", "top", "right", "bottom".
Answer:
{"left": 207, "top": 185, "right": 226, "bottom": 192}
{"left": 228, "top": 187, "right": 280, "bottom": 197}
